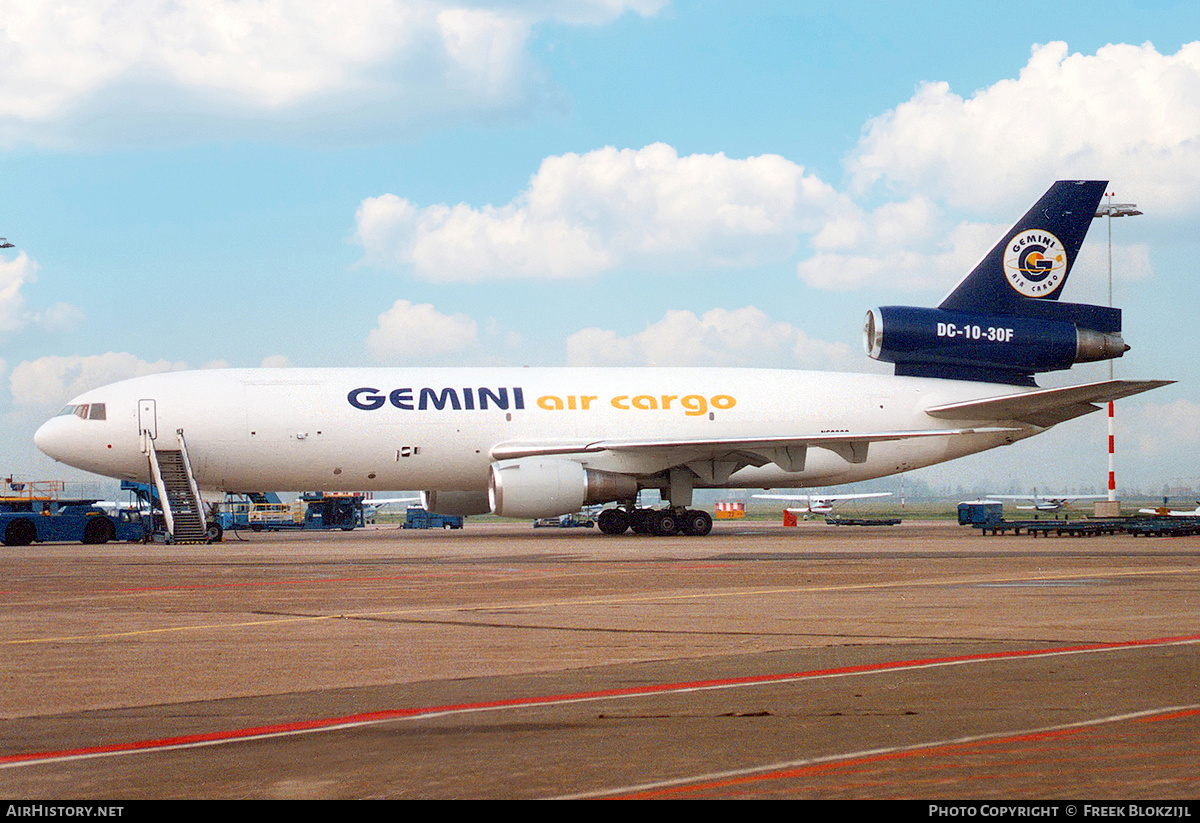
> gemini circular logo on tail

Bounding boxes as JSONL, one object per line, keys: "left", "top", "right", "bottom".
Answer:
{"left": 1003, "top": 229, "right": 1068, "bottom": 297}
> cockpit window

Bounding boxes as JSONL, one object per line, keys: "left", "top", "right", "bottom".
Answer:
{"left": 56, "top": 403, "right": 106, "bottom": 420}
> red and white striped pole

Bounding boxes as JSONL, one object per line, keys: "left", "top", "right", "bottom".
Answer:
{"left": 1107, "top": 400, "right": 1116, "bottom": 502}
{"left": 1095, "top": 193, "right": 1141, "bottom": 508}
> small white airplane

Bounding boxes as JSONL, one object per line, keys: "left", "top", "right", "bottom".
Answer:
{"left": 33, "top": 181, "right": 1170, "bottom": 537}
{"left": 1138, "top": 501, "right": 1200, "bottom": 517}
{"left": 754, "top": 491, "right": 892, "bottom": 515}
{"left": 988, "top": 492, "right": 1105, "bottom": 512}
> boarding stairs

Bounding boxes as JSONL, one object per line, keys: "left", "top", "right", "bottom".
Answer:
{"left": 146, "top": 430, "right": 209, "bottom": 543}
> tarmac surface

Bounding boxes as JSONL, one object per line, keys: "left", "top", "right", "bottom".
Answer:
{"left": 0, "top": 519, "right": 1197, "bottom": 799}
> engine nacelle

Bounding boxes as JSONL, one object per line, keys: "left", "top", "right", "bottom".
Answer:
{"left": 863, "top": 306, "right": 1127, "bottom": 384}
{"left": 421, "top": 490, "right": 491, "bottom": 516}
{"left": 489, "top": 458, "right": 638, "bottom": 519}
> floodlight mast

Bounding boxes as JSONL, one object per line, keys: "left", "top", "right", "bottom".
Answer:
{"left": 1093, "top": 195, "right": 1142, "bottom": 504}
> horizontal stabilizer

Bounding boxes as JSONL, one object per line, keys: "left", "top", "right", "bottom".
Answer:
{"left": 924, "top": 379, "right": 1172, "bottom": 427}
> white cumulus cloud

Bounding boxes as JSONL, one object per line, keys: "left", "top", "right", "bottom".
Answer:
{"left": 566, "top": 306, "right": 854, "bottom": 369}
{"left": 0, "top": 0, "right": 664, "bottom": 146}
{"left": 798, "top": 197, "right": 1006, "bottom": 294}
{"left": 356, "top": 40, "right": 1189, "bottom": 296}
{"left": 796, "top": 195, "right": 1155, "bottom": 297}
{"left": 9, "top": 352, "right": 188, "bottom": 405}
{"left": 848, "top": 41, "right": 1200, "bottom": 214}
{"left": 0, "top": 252, "right": 84, "bottom": 336}
{"left": 366, "top": 299, "right": 479, "bottom": 363}
{"left": 357, "top": 142, "right": 844, "bottom": 282}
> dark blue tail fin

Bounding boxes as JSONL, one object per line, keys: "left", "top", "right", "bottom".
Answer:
{"left": 939, "top": 180, "right": 1116, "bottom": 332}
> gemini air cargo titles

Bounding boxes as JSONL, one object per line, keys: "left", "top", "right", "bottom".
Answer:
{"left": 34, "top": 181, "right": 1171, "bottom": 537}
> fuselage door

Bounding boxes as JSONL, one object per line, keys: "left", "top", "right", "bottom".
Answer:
{"left": 138, "top": 399, "right": 157, "bottom": 453}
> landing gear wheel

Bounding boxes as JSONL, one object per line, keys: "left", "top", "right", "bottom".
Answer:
{"left": 597, "top": 508, "right": 629, "bottom": 535}
{"left": 630, "top": 509, "right": 652, "bottom": 534}
{"left": 652, "top": 510, "right": 679, "bottom": 537}
{"left": 681, "top": 509, "right": 713, "bottom": 537}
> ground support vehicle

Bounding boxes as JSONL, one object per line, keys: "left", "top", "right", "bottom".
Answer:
{"left": 1, "top": 497, "right": 148, "bottom": 546}
{"left": 215, "top": 492, "right": 304, "bottom": 532}
{"left": 402, "top": 507, "right": 464, "bottom": 530}
{"left": 213, "top": 491, "right": 366, "bottom": 533}
{"left": 533, "top": 513, "right": 596, "bottom": 528}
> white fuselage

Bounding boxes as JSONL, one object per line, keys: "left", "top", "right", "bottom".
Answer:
{"left": 33, "top": 367, "right": 1040, "bottom": 494}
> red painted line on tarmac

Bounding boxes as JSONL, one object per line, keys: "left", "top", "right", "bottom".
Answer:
{"left": 608, "top": 729, "right": 1098, "bottom": 799}
{"left": 3, "top": 633, "right": 1198, "bottom": 769}
{"left": 1135, "top": 708, "right": 1200, "bottom": 724}
{"left": 598, "top": 711, "right": 1197, "bottom": 799}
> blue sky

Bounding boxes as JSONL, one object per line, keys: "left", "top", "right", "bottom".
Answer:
{"left": 3, "top": 0, "right": 1199, "bottom": 496}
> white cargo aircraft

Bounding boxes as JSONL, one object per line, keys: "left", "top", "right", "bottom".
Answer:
{"left": 34, "top": 181, "right": 1170, "bottom": 537}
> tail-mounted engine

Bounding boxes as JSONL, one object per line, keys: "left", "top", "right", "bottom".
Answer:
{"left": 863, "top": 180, "right": 1131, "bottom": 386}
{"left": 864, "top": 305, "right": 1128, "bottom": 386}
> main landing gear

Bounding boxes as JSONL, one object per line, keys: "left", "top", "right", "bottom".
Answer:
{"left": 596, "top": 507, "right": 713, "bottom": 537}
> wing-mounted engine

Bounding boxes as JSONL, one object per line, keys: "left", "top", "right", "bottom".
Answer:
{"left": 863, "top": 180, "right": 1130, "bottom": 387}
{"left": 489, "top": 458, "right": 638, "bottom": 519}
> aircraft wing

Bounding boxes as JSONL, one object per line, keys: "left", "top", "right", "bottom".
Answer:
{"left": 925, "top": 379, "right": 1172, "bottom": 428}
{"left": 491, "top": 426, "right": 1018, "bottom": 477}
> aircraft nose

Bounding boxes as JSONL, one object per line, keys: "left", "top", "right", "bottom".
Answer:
{"left": 34, "top": 415, "right": 70, "bottom": 462}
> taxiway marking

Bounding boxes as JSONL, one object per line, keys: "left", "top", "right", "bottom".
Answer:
{"left": 3, "top": 634, "right": 1197, "bottom": 770}
{"left": 565, "top": 704, "right": 1200, "bottom": 799}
